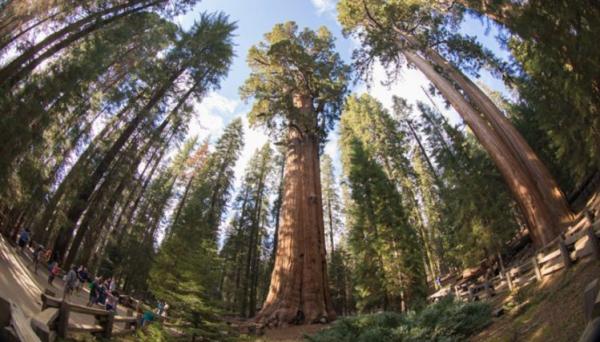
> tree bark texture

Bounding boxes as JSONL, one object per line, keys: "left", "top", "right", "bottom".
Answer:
{"left": 402, "top": 48, "right": 563, "bottom": 246}
{"left": 256, "top": 118, "right": 334, "bottom": 326}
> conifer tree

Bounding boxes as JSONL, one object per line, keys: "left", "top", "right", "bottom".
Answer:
{"left": 337, "top": 0, "right": 573, "bottom": 246}
{"left": 149, "top": 119, "right": 244, "bottom": 330}
{"left": 340, "top": 129, "right": 426, "bottom": 312}
{"left": 240, "top": 22, "right": 349, "bottom": 325}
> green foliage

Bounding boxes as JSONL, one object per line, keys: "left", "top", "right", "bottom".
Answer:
{"left": 219, "top": 143, "right": 275, "bottom": 317}
{"left": 340, "top": 95, "right": 427, "bottom": 312}
{"left": 149, "top": 119, "right": 244, "bottom": 327}
{"left": 416, "top": 102, "right": 519, "bottom": 266}
{"left": 307, "top": 298, "right": 491, "bottom": 342}
{"left": 133, "top": 324, "right": 174, "bottom": 342}
{"left": 240, "top": 21, "right": 349, "bottom": 142}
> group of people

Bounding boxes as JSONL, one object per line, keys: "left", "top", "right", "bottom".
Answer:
{"left": 13, "top": 229, "right": 140, "bottom": 317}
{"left": 87, "top": 276, "right": 119, "bottom": 312}
{"left": 139, "top": 300, "right": 170, "bottom": 327}
{"left": 16, "top": 229, "right": 118, "bottom": 310}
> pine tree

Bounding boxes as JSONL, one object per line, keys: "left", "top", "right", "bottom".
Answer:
{"left": 149, "top": 119, "right": 244, "bottom": 331}
{"left": 47, "top": 13, "right": 236, "bottom": 264}
{"left": 340, "top": 131, "right": 426, "bottom": 312}
{"left": 337, "top": 0, "right": 573, "bottom": 246}
{"left": 220, "top": 144, "right": 274, "bottom": 317}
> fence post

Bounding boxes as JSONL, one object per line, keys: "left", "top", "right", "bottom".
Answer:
{"left": 57, "top": 301, "right": 69, "bottom": 338}
{"left": 559, "top": 236, "right": 573, "bottom": 268}
{"left": 468, "top": 285, "right": 475, "bottom": 302}
{"left": 504, "top": 270, "right": 514, "bottom": 292}
{"left": 484, "top": 280, "right": 493, "bottom": 298}
{"left": 103, "top": 312, "right": 115, "bottom": 338}
{"left": 587, "top": 225, "right": 600, "bottom": 261}
{"left": 532, "top": 256, "right": 543, "bottom": 281}
{"left": 584, "top": 210, "right": 594, "bottom": 226}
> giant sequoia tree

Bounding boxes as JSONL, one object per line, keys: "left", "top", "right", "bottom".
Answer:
{"left": 240, "top": 22, "right": 349, "bottom": 325}
{"left": 337, "top": 0, "right": 573, "bottom": 246}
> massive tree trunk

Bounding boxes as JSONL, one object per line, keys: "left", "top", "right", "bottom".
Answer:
{"left": 256, "top": 98, "right": 334, "bottom": 326}
{"left": 402, "top": 48, "right": 561, "bottom": 246}
{"left": 421, "top": 45, "right": 574, "bottom": 233}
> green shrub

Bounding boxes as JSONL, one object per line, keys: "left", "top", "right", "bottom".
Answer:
{"left": 306, "top": 297, "right": 491, "bottom": 342}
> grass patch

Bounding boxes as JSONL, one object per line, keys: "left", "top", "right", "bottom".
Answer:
{"left": 306, "top": 297, "right": 491, "bottom": 342}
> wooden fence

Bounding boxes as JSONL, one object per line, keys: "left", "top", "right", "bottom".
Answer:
{"left": 33, "top": 291, "right": 139, "bottom": 341}
{"left": 430, "top": 214, "right": 600, "bottom": 303}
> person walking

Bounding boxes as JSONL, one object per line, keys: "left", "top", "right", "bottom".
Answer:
{"left": 48, "top": 262, "right": 60, "bottom": 286}
{"left": 32, "top": 246, "right": 44, "bottom": 274}
{"left": 76, "top": 266, "right": 88, "bottom": 293}
{"left": 105, "top": 290, "right": 119, "bottom": 312}
{"left": 63, "top": 266, "right": 78, "bottom": 300}
{"left": 17, "top": 228, "right": 30, "bottom": 252}
{"left": 87, "top": 277, "right": 100, "bottom": 307}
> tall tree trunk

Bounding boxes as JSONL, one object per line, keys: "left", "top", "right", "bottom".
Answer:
{"left": 0, "top": 0, "right": 162, "bottom": 87}
{"left": 257, "top": 97, "right": 334, "bottom": 325}
{"left": 327, "top": 197, "right": 335, "bottom": 261}
{"left": 402, "top": 48, "right": 559, "bottom": 246}
{"left": 404, "top": 118, "right": 441, "bottom": 183}
{"left": 421, "top": 44, "right": 574, "bottom": 233}
{"left": 270, "top": 157, "right": 285, "bottom": 266}
{"left": 51, "top": 70, "right": 181, "bottom": 263}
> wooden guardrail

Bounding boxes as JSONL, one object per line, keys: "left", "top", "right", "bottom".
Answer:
{"left": 36, "top": 291, "right": 139, "bottom": 340}
{"left": 1, "top": 296, "right": 41, "bottom": 342}
{"left": 579, "top": 278, "right": 600, "bottom": 341}
{"left": 430, "top": 213, "right": 600, "bottom": 303}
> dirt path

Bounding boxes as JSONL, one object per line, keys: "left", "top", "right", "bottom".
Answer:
{"left": 472, "top": 258, "right": 600, "bottom": 341}
{"left": 249, "top": 324, "right": 329, "bottom": 341}
{"left": 0, "top": 235, "right": 130, "bottom": 330}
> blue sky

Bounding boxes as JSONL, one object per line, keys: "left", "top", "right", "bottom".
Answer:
{"left": 171, "top": 0, "right": 512, "bottom": 239}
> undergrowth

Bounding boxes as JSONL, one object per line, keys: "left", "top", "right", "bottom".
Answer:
{"left": 306, "top": 297, "right": 492, "bottom": 342}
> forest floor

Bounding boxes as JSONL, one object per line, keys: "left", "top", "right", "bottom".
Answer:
{"left": 252, "top": 323, "right": 329, "bottom": 342}
{"left": 0, "top": 235, "right": 131, "bottom": 334}
{"left": 472, "top": 257, "right": 599, "bottom": 342}
{"left": 250, "top": 257, "right": 599, "bottom": 342}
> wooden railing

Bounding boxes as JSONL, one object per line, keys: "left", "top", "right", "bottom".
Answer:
{"left": 1, "top": 296, "right": 42, "bottom": 342}
{"left": 430, "top": 214, "right": 600, "bottom": 303}
{"left": 34, "top": 291, "right": 139, "bottom": 340}
{"left": 579, "top": 278, "right": 600, "bottom": 341}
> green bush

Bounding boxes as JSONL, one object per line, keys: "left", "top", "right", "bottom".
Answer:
{"left": 306, "top": 297, "right": 491, "bottom": 342}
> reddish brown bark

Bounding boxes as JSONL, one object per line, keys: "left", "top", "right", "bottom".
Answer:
{"left": 421, "top": 45, "right": 574, "bottom": 235}
{"left": 256, "top": 97, "right": 334, "bottom": 326}
{"left": 402, "top": 48, "right": 562, "bottom": 246}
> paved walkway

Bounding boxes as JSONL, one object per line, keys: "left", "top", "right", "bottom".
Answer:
{"left": 0, "top": 235, "right": 130, "bottom": 331}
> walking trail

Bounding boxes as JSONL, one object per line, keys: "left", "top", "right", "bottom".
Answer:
{"left": 0, "top": 235, "right": 129, "bottom": 329}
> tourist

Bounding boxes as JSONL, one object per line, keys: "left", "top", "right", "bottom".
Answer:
{"left": 77, "top": 266, "right": 88, "bottom": 292}
{"left": 63, "top": 266, "right": 78, "bottom": 300}
{"left": 157, "top": 300, "right": 165, "bottom": 316}
{"left": 43, "top": 249, "right": 52, "bottom": 267}
{"left": 48, "top": 261, "right": 60, "bottom": 286}
{"left": 109, "top": 277, "right": 117, "bottom": 293}
{"left": 105, "top": 290, "right": 119, "bottom": 312}
{"left": 97, "top": 280, "right": 107, "bottom": 305}
{"left": 162, "top": 303, "right": 169, "bottom": 319}
{"left": 32, "top": 245, "right": 44, "bottom": 274}
{"left": 17, "top": 228, "right": 30, "bottom": 252}
{"left": 141, "top": 310, "right": 155, "bottom": 327}
{"left": 87, "top": 277, "right": 100, "bottom": 307}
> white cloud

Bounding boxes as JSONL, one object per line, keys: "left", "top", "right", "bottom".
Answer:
{"left": 311, "top": 0, "right": 336, "bottom": 15}
{"left": 232, "top": 115, "right": 269, "bottom": 191}
{"left": 187, "top": 92, "right": 237, "bottom": 142}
